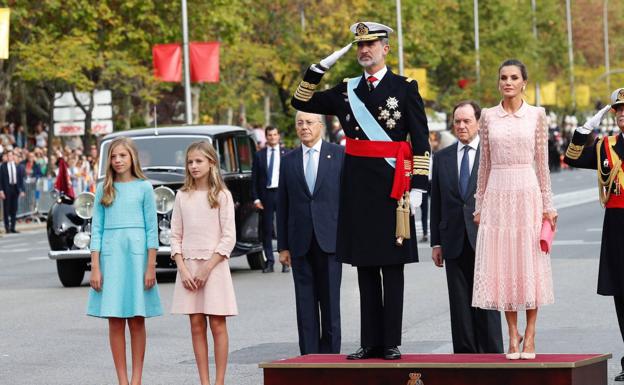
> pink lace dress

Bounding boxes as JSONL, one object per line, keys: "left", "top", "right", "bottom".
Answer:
{"left": 472, "top": 102, "right": 556, "bottom": 311}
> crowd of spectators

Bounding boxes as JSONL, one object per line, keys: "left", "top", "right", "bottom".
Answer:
{"left": 0, "top": 121, "right": 100, "bottom": 222}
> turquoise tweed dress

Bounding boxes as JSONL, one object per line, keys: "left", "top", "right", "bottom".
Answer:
{"left": 87, "top": 179, "right": 163, "bottom": 318}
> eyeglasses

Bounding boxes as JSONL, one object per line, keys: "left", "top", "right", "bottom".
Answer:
{"left": 296, "top": 120, "right": 321, "bottom": 127}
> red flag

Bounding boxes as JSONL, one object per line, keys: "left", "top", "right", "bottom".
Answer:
{"left": 153, "top": 44, "right": 182, "bottom": 82}
{"left": 54, "top": 158, "right": 75, "bottom": 199}
{"left": 189, "top": 42, "right": 219, "bottom": 83}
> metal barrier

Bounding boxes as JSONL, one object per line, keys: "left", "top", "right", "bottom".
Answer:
{"left": 3, "top": 177, "right": 57, "bottom": 223}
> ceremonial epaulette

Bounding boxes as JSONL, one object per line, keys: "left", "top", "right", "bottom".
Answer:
{"left": 565, "top": 143, "right": 583, "bottom": 160}
{"left": 412, "top": 151, "right": 430, "bottom": 176}
{"left": 405, "top": 77, "right": 414, "bottom": 83}
{"left": 294, "top": 80, "right": 318, "bottom": 102}
{"left": 343, "top": 78, "right": 349, "bottom": 83}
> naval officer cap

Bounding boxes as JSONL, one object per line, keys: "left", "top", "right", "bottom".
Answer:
{"left": 611, "top": 88, "right": 624, "bottom": 109}
{"left": 350, "top": 22, "right": 393, "bottom": 43}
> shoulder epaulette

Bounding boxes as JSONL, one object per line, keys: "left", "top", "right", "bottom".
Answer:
{"left": 343, "top": 78, "right": 350, "bottom": 83}
{"left": 406, "top": 77, "right": 414, "bottom": 83}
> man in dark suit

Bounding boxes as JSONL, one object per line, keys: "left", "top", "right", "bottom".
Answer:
{"left": 0, "top": 149, "right": 26, "bottom": 233}
{"left": 291, "top": 22, "right": 430, "bottom": 360}
{"left": 430, "top": 101, "right": 503, "bottom": 354}
{"left": 276, "top": 111, "right": 344, "bottom": 355}
{"left": 251, "top": 126, "right": 288, "bottom": 273}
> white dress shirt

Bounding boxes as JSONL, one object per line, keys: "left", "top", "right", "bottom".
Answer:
{"left": 302, "top": 139, "right": 322, "bottom": 177}
{"left": 456, "top": 135, "right": 480, "bottom": 176}
{"left": 266, "top": 144, "right": 281, "bottom": 189}
{"left": 8, "top": 161, "right": 16, "bottom": 185}
{"left": 364, "top": 66, "right": 388, "bottom": 88}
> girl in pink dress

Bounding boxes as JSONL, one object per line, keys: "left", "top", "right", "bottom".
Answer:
{"left": 170, "top": 141, "right": 237, "bottom": 385}
{"left": 472, "top": 59, "right": 557, "bottom": 360}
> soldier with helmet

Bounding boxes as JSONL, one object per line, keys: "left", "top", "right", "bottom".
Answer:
{"left": 291, "top": 21, "right": 430, "bottom": 360}
{"left": 564, "top": 88, "right": 624, "bottom": 381}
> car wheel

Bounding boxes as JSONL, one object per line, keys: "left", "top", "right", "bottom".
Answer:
{"left": 56, "top": 260, "right": 86, "bottom": 287}
{"left": 246, "top": 251, "right": 266, "bottom": 270}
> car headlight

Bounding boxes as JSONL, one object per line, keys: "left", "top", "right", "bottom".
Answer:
{"left": 73, "top": 232, "right": 91, "bottom": 249}
{"left": 158, "top": 218, "right": 170, "bottom": 230}
{"left": 159, "top": 228, "right": 171, "bottom": 245}
{"left": 74, "top": 192, "right": 96, "bottom": 219}
{"left": 153, "top": 186, "right": 175, "bottom": 214}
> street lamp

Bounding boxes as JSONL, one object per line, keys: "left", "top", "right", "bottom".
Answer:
{"left": 565, "top": 0, "right": 576, "bottom": 110}
{"left": 603, "top": 0, "right": 610, "bottom": 93}
{"left": 474, "top": 0, "right": 480, "bottom": 86}
{"left": 396, "top": 0, "right": 404, "bottom": 75}
{"left": 181, "top": 0, "right": 192, "bottom": 125}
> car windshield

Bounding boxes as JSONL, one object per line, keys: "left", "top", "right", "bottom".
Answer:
{"left": 98, "top": 135, "right": 211, "bottom": 179}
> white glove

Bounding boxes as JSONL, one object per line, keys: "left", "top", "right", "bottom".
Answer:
{"left": 409, "top": 189, "right": 423, "bottom": 214}
{"left": 318, "top": 43, "right": 353, "bottom": 71}
{"left": 577, "top": 104, "right": 611, "bottom": 134}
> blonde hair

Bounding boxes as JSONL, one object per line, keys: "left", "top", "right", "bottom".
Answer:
{"left": 180, "top": 141, "right": 228, "bottom": 208}
{"left": 101, "top": 137, "right": 147, "bottom": 207}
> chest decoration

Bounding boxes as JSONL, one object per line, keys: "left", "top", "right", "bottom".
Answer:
{"left": 377, "top": 97, "right": 401, "bottom": 129}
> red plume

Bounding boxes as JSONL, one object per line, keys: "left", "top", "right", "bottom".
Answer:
{"left": 54, "top": 158, "right": 75, "bottom": 199}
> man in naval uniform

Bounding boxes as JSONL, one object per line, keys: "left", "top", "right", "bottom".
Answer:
{"left": 564, "top": 88, "right": 624, "bottom": 382}
{"left": 291, "top": 21, "right": 430, "bottom": 360}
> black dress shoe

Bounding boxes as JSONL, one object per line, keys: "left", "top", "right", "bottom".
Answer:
{"left": 616, "top": 371, "right": 624, "bottom": 382}
{"left": 383, "top": 346, "right": 401, "bottom": 360}
{"left": 346, "top": 346, "right": 382, "bottom": 360}
{"left": 10, "top": 229, "right": 19, "bottom": 234}
{"left": 282, "top": 265, "right": 290, "bottom": 273}
{"left": 262, "top": 265, "right": 274, "bottom": 273}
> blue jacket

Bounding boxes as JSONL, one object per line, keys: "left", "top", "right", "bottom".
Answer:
{"left": 277, "top": 141, "right": 344, "bottom": 258}
{"left": 251, "top": 146, "right": 287, "bottom": 202}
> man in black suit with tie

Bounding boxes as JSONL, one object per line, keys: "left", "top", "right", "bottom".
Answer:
{"left": 277, "top": 110, "right": 344, "bottom": 355}
{"left": 0, "top": 149, "right": 26, "bottom": 233}
{"left": 430, "top": 101, "right": 503, "bottom": 354}
{"left": 251, "top": 126, "right": 289, "bottom": 273}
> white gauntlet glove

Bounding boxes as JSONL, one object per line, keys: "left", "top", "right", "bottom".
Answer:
{"left": 409, "top": 189, "right": 423, "bottom": 214}
{"left": 313, "top": 43, "right": 353, "bottom": 73}
{"left": 577, "top": 104, "right": 611, "bottom": 134}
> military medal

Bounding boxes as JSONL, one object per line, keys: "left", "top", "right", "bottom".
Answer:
{"left": 386, "top": 97, "right": 399, "bottom": 110}
{"left": 386, "top": 118, "right": 396, "bottom": 129}
{"left": 379, "top": 109, "right": 390, "bottom": 121}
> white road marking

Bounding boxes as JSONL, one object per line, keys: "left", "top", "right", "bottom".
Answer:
{"left": 553, "top": 240, "right": 601, "bottom": 246}
{"left": 553, "top": 188, "right": 598, "bottom": 210}
{"left": 0, "top": 248, "right": 30, "bottom": 252}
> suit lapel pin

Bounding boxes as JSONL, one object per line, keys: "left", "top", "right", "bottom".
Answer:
{"left": 327, "top": 155, "right": 331, "bottom": 158}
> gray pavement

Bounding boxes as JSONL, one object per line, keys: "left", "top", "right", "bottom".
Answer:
{"left": 1, "top": 168, "right": 623, "bottom": 384}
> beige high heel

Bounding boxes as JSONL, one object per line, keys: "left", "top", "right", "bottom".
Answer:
{"left": 520, "top": 337, "right": 536, "bottom": 360}
{"left": 505, "top": 335, "right": 523, "bottom": 360}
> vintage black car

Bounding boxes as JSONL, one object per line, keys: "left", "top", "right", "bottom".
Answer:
{"left": 47, "top": 125, "right": 265, "bottom": 287}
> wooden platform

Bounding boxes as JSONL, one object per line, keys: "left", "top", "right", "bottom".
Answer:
{"left": 259, "top": 353, "right": 611, "bottom": 385}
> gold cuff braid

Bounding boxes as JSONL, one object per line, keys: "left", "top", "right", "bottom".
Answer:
{"left": 293, "top": 81, "right": 318, "bottom": 102}
{"left": 412, "top": 152, "right": 430, "bottom": 174}
{"left": 565, "top": 143, "right": 583, "bottom": 160}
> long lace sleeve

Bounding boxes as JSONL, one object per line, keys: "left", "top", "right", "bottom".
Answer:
{"left": 474, "top": 108, "right": 490, "bottom": 215}
{"left": 535, "top": 108, "right": 556, "bottom": 213}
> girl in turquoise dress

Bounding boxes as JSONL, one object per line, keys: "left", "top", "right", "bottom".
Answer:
{"left": 87, "top": 136, "right": 162, "bottom": 385}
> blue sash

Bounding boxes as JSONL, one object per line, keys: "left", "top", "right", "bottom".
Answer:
{"left": 346, "top": 77, "right": 395, "bottom": 168}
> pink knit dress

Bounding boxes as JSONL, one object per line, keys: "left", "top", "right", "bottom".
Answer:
{"left": 170, "top": 189, "right": 238, "bottom": 316}
{"left": 472, "top": 102, "right": 556, "bottom": 311}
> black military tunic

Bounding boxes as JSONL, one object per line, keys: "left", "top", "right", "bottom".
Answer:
{"left": 564, "top": 131, "right": 624, "bottom": 296}
{"left": 291, "top": 67, "right": 430, "bottom": 267}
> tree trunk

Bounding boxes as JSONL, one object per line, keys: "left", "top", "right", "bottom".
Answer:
{"left": 264, "top": 93, "right": 271, "bottom": 127}
{"left": 192, "top": 86, "right": 200, "bottom": 124}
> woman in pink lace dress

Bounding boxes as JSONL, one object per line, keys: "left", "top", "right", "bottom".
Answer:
{"left": 472, "top": 59, "right": 558, "bottom": 360}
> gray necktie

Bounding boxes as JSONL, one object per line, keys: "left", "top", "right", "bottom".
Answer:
{"left": 305, "top": 148, "right": 317, "bottom": 193}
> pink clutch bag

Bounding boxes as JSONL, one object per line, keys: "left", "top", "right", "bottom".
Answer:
{"left": 540, "top": 219, "right": 555, "bottom": 254}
